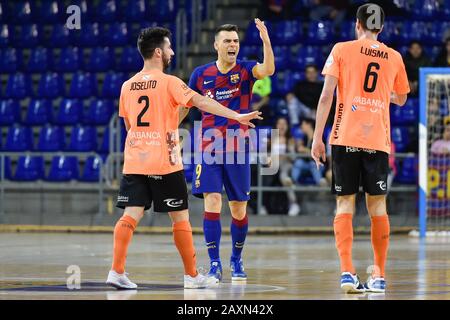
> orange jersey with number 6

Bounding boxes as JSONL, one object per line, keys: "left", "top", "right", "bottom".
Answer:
{"left": 322, "top": 38, "right": 410, "bottom": 154}
{"left": 119, "top": 69, "right": 196, "bottom": 175}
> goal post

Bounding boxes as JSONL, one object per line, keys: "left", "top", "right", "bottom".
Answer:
{"left": 419, "top": 67, "right": 450, "bottom": 238}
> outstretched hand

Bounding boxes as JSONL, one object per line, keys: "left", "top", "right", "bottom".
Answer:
{"left": 255, "top": 18, "right": 270, "bottom": 44}
{"left": 235, "top": 111, "right": 263, "bottom": 128}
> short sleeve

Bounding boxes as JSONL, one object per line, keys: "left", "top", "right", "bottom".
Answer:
{"left": 118, "top": 83, "right": 127, "bottom": 118}
{"left": 188, "top": 68, "right": 201, "bottom": 94}
{"left": 168, "top": 76, "right": 197, "bottom": 108}
{"left": 393, "top": 52, "right": 410, "bottom": 95}
{"left": 242, "top": 60, "right": 258, "bottom": 82}
{"left": 322, "top": 43, "right": 341, "bottom": 79}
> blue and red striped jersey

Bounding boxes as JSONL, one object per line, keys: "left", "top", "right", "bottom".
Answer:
{"left": 188, "top": 60, "right": 258, "bottom": 152}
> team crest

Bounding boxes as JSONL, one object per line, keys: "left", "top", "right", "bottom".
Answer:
{"left": 230, "top": 73, "right": 240, "bottom": 84}
{"left": 195, "top": 179, "right": 200, "bottom": 188}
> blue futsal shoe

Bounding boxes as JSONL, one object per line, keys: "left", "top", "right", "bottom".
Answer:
{"left": 207, "top": 260, "right": 222, "bottom": 283}
{"left": 340, "top": 272, "right": 366, "bottom": 293}
{"left": 364, "top": 276, "right": 386, "bottom": 293}
{"left": 230, "top": 258, "right": 247, "bottom": 282}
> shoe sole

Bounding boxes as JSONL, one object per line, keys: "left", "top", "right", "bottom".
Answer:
{"left": 341, "top": 283, "right": 365, "bottom": 294}
{"left": 106, "top": 281, "right": 138, "bottom": 290}
{"left": 365, "top": 287, "right": 385, "bottom": 293}
{"left": 231, "top": 277, "right": 247, "bottom": 282}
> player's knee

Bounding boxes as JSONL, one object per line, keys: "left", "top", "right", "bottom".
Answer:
{"left": 169, "top": 209, "right": 190, "bottom": 223}
{"left": 204, "top": 193, "right": 222, "bottom": 211}
{"left": 336, "top": 195, "right": 356, "bottom": 214}
{"left": 124, "top": 207, "right": 145, "bottom": 223}
{"left": 366, "top": 194, "right": 387, "bottom": 216}
{"left": 229, "top": 201, "right": 247, "bottom": 220}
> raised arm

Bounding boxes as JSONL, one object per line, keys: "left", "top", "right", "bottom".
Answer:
{"left": 311, "top": 74, "right": 338, "bottom": 169}
{"left": 252, "top": 18, "right": 275, "bottom": 79}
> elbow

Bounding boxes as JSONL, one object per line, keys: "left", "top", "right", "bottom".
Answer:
{"left": 267, "top": 64, "right": 275, "bottom": 76}
{"left": 398, "top": 94, "right": 407, "bottom": 106}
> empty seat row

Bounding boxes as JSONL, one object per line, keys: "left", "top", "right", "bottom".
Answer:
{"left": 1, "top": 72, "right": 125, "bottom": 99}
{"left": 0, "top": 99, "right": 116, "bottom": 126}
{"left": 0, "top": 47, "right": 142, "bottom": 73}
{"left": 2, "top": 155, "right": 102, "bottom": 182}
{"left": 0, "top": 0, "right": 179, "bottom": 24}
{"left": 0, "top": 125, "right": 123, "bottom": 153}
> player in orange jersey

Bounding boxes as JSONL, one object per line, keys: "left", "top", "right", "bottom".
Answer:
{"left": 106, "top": 27, "right": 262, "bottom": 290}
{"left": 311, "top": 3, "right": 409, "bottom": 294}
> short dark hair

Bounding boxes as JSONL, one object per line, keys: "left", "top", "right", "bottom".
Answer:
{"left": 408, "top": 40, "right": 422, "bottom": 48}
{"left": 305, "top": 64, "right": 318, "bottom": 72}
{"left": 300, "top": 118, "right": 315, "bottom": 129}
{"left": 215, "top": 24, "right": 239, "bottom": 37}
{"left": 137, "top": 27, "right": 171, "bottom": 60}
{"left": 356, "top": 3, "right": 385, "bottom": 33}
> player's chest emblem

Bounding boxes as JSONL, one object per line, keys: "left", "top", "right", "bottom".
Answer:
{"left": 229, "top": 73, "right": 240, "bottom": 84}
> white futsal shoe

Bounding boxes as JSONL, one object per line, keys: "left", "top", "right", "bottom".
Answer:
{"left": 184, "top": 272, "right": 217, "bottom": 289}
{"left": 106, "top": 270, "right": 138, "bottom": 290}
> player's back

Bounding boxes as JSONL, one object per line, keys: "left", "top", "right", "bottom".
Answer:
{"left": 119, "top": 69, "right": 194, "bottom": 175}
{"left": 323, "top": 38, "right": 409, "bottom": 153}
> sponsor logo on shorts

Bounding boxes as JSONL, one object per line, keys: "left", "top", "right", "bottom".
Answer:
{"left": 376, "top": 180, "right": 387, "bottom": 191}
{"left": 163, "top": 198, "right": 184, "bottom": 208}
{"left": 334, "top": 185, "right": 342, "bottom": 192}
{"left": 117, "top": 195, "right": 129, "bottom": 202}
{"left": 148, "top": 175, "right": 162, "bottom": 180}
{"left": 345, "top": 146, "right": 377, "bottom": 154}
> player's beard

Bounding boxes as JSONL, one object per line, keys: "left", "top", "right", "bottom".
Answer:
{"left": 162, "top": 54, "right": 171, "bottom": 70}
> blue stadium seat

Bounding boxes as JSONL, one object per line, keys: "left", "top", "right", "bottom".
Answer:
{"left": 102, "top": 22, "right": 128, "bottom": 46}
{"left": 149, "top": 0, "right": 178, "bottom": 22}
{"left": 37, "top": 125, "right": 65, "bottom": 151}
{"left": 54, "top": 47, "right": 83, "bottom": 72}
{"left": 24, "top": 99, "right": 53, "bottom": 125}
{"left": 127, "top": 21, "right": 159, "bottom": 45}
{"left": 339, "top": 21, "right": 356, "bottom": 41}
{"left": 390, "top": 104, "right": 403, "bottom": 126}
{"left": 48, "top": 24, "right": 70, "bottom": 48}
{"left": 1, "top": 157, "right": 13, "bottom": 180}
{"left": 244, "top": 21, "right": 272, "bottom": 45}
{"left": 0, "top": 2, "right": 10, "bottom": 23}
{"left": 0, "top": 25, "right": 10, "bottom": 48}
{"left": 55, "top": 99, "right": 83, "bottom": 125}
{"left": 428, "top": 22, "right": 450, "bottom": 45}
{"left": 73, "top": 23, "right": 100, "bottom": 47}
{"left": 84, "top": 100, "right": 114, "bottom": 125}
{"left": 118, "top": 46, "right": 142, "bottom": 72}
{"left": 291, "top": 46, "right": 321, "bottom": 69}
{"left": 37, "top": 72, "right": 65, "bottom": 99}
{"left": 26, "top": 47, "right": 50, "bottom": 72}
{"left": 16, "top": 24, "right": 41, "bottom": 48}
{"left": 68, "top": 125, "right": 97, "bottom": 151}
{"left": 391, "top": 126, "right": 409, "bottom": 152}
{"left": 284, "top": 72, "right": 303, "bottom": 93}
{"left": 395, "top": 156, "right": 418, "bottom": 184}
{"left": 238, "top": 46, "right": 261, "bottom": 60}
{"left": 80, "top": 156, "right": 101, "bottom": 182}
{"left": 442, "top": 0, "right": 450, "bottom": 19}
{"left": 125, "top": 0, "right": 147, "bottom": 22}
{"left": 291, "top": 127, "right": 305, "bottom": 140}
{"left": 401, "top": 98, "right": 418, "bottom": 125}
{"left": 13, "top": 156, "right": 44, "bottom": 181}
{"left": 307, "top": 21, "right": 333, "bottom": 45}
{"left": 399, "top": 22, "right": 428, "bottom": 45}
{"left": 12, "top": 1, "right": 35, "bottom": 23}
{"left": 412, "top": 0, "right": 440, "bottom": 20}
{"left": 95, "top": 0, "right": 118, "bottom": 22}
{"left": 0, "top": 100, "right": 21, "bottom": 125}
{"left": 273, "top": 46, "right": 289, "bottom": 71}
{"left": 69, "top": 73, "right": 96, "bottom": 98}
{"left": 5, "top": 73, "right": 32, "bottom": 99}
{"left": 46, "top": 156, "right": 79, "bottom": 182}
{"left": 98, "top": 127, "right": 110, "bottom": 153}
{"left": 102, "top": 72, "right": 124, "bottom": 99}
{"left": 87, "top": 47, "right": 114, "bottom": 72}
{"left": 5, "top": 125, "right": 33, "bottom": 151}
{"left": 378, "top": 21, "right": 399, "bottom": 44}
{"left": 272, "top": 20, "right": 302, "bottom": 45}
{"left": 38, "top": 0, "right": 63, "bottom": 23}
{"left": 0, "top": 48, "right": 22, "bottom": 73}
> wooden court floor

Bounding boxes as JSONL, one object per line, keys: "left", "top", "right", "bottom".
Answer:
{"left": 0, "top": 233, "right": 449, "bottom": 300}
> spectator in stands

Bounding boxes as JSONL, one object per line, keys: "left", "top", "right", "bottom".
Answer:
{"left": 268, "top": 117, "right": 300, "bottom": 216}
{"left": 309, "top": 0, "right": 348, "bottom": 30}
{"left": 291, "top": 118, "right": 327, "bottom": 186}
{"left": 286, "top": 64, "right": 323, "bottom": 126}
{"left": 404, "top": 40, "right": 431, "bottom": 96}
{"left": 251, "top": 69, "right": 273, "bottom": 127}
{"left": 431, "top": 118, "right": 450, "bottom": 154}
{"left": 434, "top": 37, "right": 450, "bottom": 67}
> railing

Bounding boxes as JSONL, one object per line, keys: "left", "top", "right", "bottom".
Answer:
{"left": 0, "top": 152, "right": 105, "bottom": 222}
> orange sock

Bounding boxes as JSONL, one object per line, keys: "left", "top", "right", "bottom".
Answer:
{"left": 371, "top": 215, "right": 390, "bottom": 278}
{"left": 334, "top": 213, "right": 355, "bottom": 274}
{"left": 173, "top": 220, "right": 198, "bottom": 277}
{"left": 111, "top": 215, "right": 137, "bottom": 274}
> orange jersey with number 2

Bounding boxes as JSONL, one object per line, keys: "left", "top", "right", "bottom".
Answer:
{"left": 322, "top": 38, "right": 410, "bottom": 154}
{"left": 119, "top": 69, "right": 196, "bottom": 175}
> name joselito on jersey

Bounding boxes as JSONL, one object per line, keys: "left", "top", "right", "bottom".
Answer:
{"left": 360, "top": 45, "right": 389, "bottom": 60}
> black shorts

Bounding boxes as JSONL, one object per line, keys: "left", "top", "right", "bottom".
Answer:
{"left": 331, "top": 145, "right": 389, "bottom": 196}
{"left": 116, "top": 170, "right": 188, "bottom": 212}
